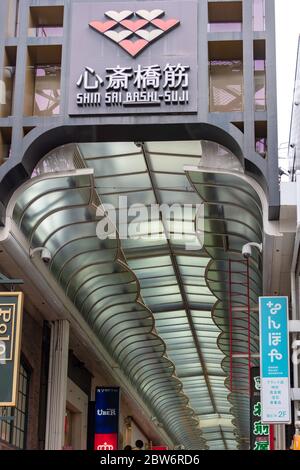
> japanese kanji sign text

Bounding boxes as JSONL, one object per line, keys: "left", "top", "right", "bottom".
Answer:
{"left": 259, "top": 297, "right": 291, "bottom": 424}
{"left": 68, "top": 1, "right": 198, "bottom": 115}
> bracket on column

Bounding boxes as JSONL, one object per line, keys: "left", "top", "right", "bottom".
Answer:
{"left": 0, "top": 272, "right": 23, "bottom": 291}
{"left": 0, "top": 272, "right": 23, "bottom": 285}
{"left": 289, "top": 321, "right": 300, "bottom": 332}
{"left": 291, "top": 389, "right": 300, "bottom": 401}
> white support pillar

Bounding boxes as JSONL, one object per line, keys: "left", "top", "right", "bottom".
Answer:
{"left": 274, "top": 425, "right": 286, "bottom": 450}
{"left": 45, "top": 320, "right": 70, "bottom": 450}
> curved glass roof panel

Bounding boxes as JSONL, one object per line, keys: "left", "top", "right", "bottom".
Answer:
{"left": 10, "top": 140, "right": 263, "bottom": 450}
{"left": 12, "top": 169, "right": 206, "bottom": 450}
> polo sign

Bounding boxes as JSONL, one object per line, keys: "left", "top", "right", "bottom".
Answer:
{"left": 0, "top": 292, "right": 24, "bottom": 406}
{"left": 259, "top": 297, "right": 291, "bottom": 424}
{"left": 68, "top": 1, "right": 198, "bottom": 115}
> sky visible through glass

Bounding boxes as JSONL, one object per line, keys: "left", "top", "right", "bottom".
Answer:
{"left": 276, "top": 0, "right": 300, "bottom": 160}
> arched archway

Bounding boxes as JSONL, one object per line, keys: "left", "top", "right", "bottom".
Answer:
{"left": 0, "top": 122, "right": 271, "bottom": 225}
{"left": 4, "top": 128, "right": 266, "bottom": 450}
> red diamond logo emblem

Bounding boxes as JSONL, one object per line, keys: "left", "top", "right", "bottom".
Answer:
{"left": 89, "top": 9, "right": 180, "bottom": 57}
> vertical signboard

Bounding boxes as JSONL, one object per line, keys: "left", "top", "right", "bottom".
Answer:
{"left": 259, "top": 297, "right": 291, "bottom": 424}
{"left": 0, "top": 292, "right": 24, "bottom": 406}
{"left": 94, "top": 387, "right": 120, "bottom": 450}
{"left": 250, "top": 367, "right": 273, "bottom": 450}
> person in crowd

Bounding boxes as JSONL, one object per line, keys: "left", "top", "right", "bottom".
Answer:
{"left": 124, "top": 444, "right": 132, "bottom": 451}
{"left": 134, "top": 439, "right": 144, "bottom": 450}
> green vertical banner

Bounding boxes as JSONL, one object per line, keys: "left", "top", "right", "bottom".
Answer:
{"left": 0, "top": 292, "right": 24, "bottom": 406}
{"left": 250, "top": 367, "right": 274, "bottom": 450}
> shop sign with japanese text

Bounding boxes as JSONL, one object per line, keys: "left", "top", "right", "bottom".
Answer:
{"left": 68, "top": 2, "right": 198, "bottom": 115}
{"left": 259, "top": 297, "right": 291, "bottom": 424}
{"left": 0, "top": 292, "right": 24, "bottom": 406}
{"left": 250, "top": 367, "right": 273, "bottom": 450}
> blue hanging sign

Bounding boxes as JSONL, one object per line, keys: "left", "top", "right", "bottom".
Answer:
{"left": 94, "top": 387, "right": 120, "bottom": 450}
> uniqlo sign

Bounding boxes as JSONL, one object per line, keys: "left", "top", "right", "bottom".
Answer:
{"left": 68, "top": 1, "right": 198, "bottom": 115}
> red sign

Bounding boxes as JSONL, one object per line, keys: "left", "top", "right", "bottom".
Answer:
{"left": 89, "top": 10, "right": 180, "bottom": 57}
{"left": 152, "top": 446, "right": 168, "bottom": 450}
{"left": 94, "top": 433, "right": 118, "bottom": 451}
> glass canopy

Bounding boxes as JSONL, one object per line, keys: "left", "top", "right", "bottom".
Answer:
{"left": 11, "top": 140, "right": 263, "bottom": 450}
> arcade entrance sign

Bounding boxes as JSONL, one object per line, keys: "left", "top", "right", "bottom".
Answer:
{"left": 68, "top": 1, "right": 198, "bottom": 115}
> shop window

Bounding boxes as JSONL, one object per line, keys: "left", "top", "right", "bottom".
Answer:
{"left": 209, "top": 41, "right": 244, "bottom": 112}
{"left": 254, "top": 40, "right": 266, "bottom": 111}
{"left": 0, "top": 127, "right": 12, "bottom": 164}
{"left": 64, "top": 408, "right": 75, "bottom": 450}
{"left": 33, "top": 66, "right": 61, "bottom": 116}
{"left": 0, "top": 47, "right": 16, "bottom": 118}
{"left": 28, "top": 6, "right": 64, "bottom": 37}
{"left": 208, "top": 1, "right": 242, "bottom": 33}
{"left": 24, "top": 46, "right": 62, "bottom": 116}
{"left": 0, "top": 361, "right": 30, "bottom": 449}
{"left": 253, "top": 0, "right": 265, "bottom": 31}
{"left": 63, "top": 377, "right": 89, "bottom": 450}
{"left": 255, "top": 121, "right": 267, "bottom": 158}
